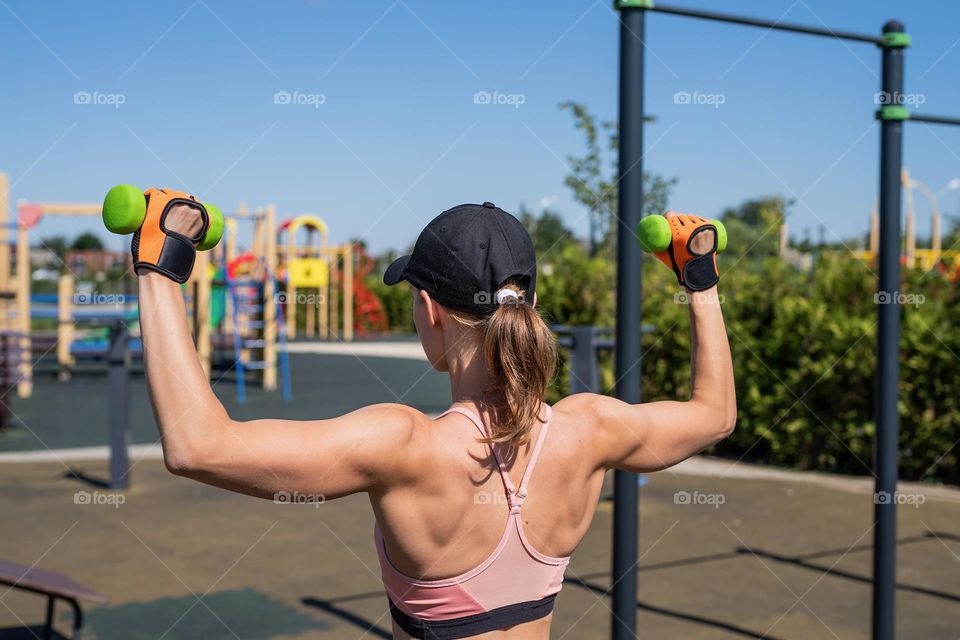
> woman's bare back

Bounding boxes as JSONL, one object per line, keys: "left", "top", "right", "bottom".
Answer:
{"left": 370, "top": 398, "right": 605, "bottom": 638}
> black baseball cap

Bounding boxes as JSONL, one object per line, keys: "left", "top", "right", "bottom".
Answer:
{"left": 383, "top": 202, "right": 537, "bottom": 316}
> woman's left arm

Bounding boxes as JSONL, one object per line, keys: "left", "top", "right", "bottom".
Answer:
{"left": 138, "top": 256, "right": 418, "bottom": 501}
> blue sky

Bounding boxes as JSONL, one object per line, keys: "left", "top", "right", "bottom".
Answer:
{"left": 2, "top": 0, "right": 960, "bottom": 254}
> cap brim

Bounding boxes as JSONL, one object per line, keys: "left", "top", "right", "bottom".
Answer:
{"left": 383, "top": 254, "right": 411, "bottom": 286}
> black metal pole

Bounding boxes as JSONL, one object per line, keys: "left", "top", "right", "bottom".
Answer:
{"left": 108, "top": 320, "right": 130, "bottom": 490}
{"left": 613, "top": 3, "right": 644, "bottom": 638}
{"left": 873, "top": 20, "right": 905, "bottom": 640}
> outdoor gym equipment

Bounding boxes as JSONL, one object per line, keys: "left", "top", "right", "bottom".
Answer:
{"left": 37, "top": 276, "right": 140, "bottom": 381}
{"left": 613, "top": 3, "right": 960, "bottom": 639}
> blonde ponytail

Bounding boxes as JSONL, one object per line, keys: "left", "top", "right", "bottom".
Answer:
{"left": 450, "top": 283, "right": 557, "bottom": 446}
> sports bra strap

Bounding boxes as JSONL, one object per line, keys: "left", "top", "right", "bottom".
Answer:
{"left": 439, "top": 404, "right": 552, "bottom": 512}
{"left": 439, "top": 407, "right": 489, "bottom": 439}
{"left": 516, "top": 404, "right": 552, "bottom": 503}
{"left": 439, "top": 407, "right": 517, "bottom": 500}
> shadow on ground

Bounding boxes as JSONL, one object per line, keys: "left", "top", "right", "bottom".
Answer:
{"left": 565, "top": 529, "right": 960, "bottom": 639}
{"left": 302, "top": 593, "right": 392, "bottom": 639}
{"left": 82, "top": 588, "right": 329, "bottom": 640}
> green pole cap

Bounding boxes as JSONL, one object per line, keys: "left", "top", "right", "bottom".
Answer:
{"left": 616, "top": 0, "right": 653, "bottom": 9}
{"left": 876, "top": 105, "right": 910, "bottom": 121}
{"left": 881, "top": 32, "right": 910, "bottom": 48}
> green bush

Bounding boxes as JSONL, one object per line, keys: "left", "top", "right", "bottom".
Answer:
{"left": 633, "top": 252, "right": 959, "bottom": 485}
{"left": 373, "top": 226, "right": 958, "bottom": 485}
{"left": 367, "top": 276, "right": 414, "bottom": 334}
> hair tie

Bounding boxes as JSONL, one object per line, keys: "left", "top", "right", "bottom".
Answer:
{"left": 495, "top": 288, "right": 521, "bottom": 305}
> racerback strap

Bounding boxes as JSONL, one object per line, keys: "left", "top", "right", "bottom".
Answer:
{"left": 439, "top": 404, "right": 552, "bottom": 513}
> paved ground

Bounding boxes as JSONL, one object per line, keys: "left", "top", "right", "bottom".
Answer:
{"left": 2, "top": 458, "right": 958, "bottom": 639}
{"left": 1, "top": 346, "right": 959, "bottom": 639}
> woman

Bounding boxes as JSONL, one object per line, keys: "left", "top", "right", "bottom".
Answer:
{"left": 139, "top": 199, "right": 735, "bottom": 639}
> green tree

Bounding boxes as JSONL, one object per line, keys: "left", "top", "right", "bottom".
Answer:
{"left": 518, "top": 204, "right": 575, "bottom": 256}
{"left": 40, "top": 236, "right": 68, "bottom": 261}
{"left": 560, "top": 101, "right": 675, "bottom": 257}
{"left": 71, "top": 232, "right": 104, "bottom": 250}
{"left": 537, "top": 241, "right": 615, "bottom": 328}
{"left": 720, "top": 195, "right": 791, "bottom": 258}
{"left": 943, "top": 214, "right": 960, "bottom": 253}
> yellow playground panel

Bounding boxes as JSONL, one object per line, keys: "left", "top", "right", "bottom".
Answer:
{"left": 288, "top": 258, "right": 329, "bottom": 288}
{"left": 277, "top": 213, "right": 353, "bottom": 341}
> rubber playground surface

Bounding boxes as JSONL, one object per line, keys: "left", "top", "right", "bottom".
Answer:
{"left": 1, "top": 343, "right": 959, "bottom": 639}
{"left": 0, "top": 343, "right": 448, "bottom": 453}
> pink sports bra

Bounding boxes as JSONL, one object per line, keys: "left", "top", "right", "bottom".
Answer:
{"left": 374, "top": 404, "right": 570, "bottom": 639}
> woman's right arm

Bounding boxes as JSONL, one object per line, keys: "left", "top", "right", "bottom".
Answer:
{"left": 139, "top": 266, "right": 421, "bottom": 502}
{"left": 573, "top": 287, "right": 736, "bottom": 473}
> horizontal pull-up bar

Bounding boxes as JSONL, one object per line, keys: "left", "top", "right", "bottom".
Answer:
{"left": 619, "top": 1, "right": 884, "bottom": 45}
{"left": 909, "top": 112, "right": 960, "bottom": 127}
{"left": 876, "top": 107, "right": 960, "bottom": 127}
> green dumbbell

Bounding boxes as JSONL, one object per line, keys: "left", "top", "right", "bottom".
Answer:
{"left": 198, "top": 203, "right": 224, "bottom": 251}
{"left": 102, "top": 184, "right": 224, "bottom": 250}
{"left": 636, "top": 214, "right": 727, "bottom": 253}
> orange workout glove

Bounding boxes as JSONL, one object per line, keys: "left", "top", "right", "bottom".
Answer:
{"left": 651, "top": 213, "right": 720, "bottom": 292}
{"left": 131, "top": 189, "right": 210, "bottom": 283}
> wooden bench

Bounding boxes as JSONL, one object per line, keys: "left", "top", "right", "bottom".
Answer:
{"left": 0, "top": 559, "right": 107, "bottom": 640}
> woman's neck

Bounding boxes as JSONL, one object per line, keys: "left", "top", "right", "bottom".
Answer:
{"left": 446, "top": 340, "right": 499, "bottom": 409}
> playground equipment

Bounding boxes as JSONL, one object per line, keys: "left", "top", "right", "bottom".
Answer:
{"left": 0, "top": 173, "right": 303, "bottom": 399}
{"left": 0, "top": 179, "right": 106, "bottom": 397}
{"left": 43, "top": 275, "right": 141, "bottom": 380}
{"left": 856, "top": 206, "right": 960, "bottom": 273}
{"left": 613, "top": 3, "right": 960, "bottom": 639}
{"left": 858, "top": 169, "right": 960, "bottom": 272}
{"left": 780, "top": 168, "right": 960, "bottom": 273}
{"left": 223, "top": 252, "right": 292, "bottom": 402}
{"left": 0, "top": 172, "right": 367, "bottom": 400}
{"left": 206, "top": 204, "right": 281, "bottom": 394}
{"left": 276, "top": 214, "right": 354, "bottom": 341}
{"left": 1, "top": 172, "right": 366, "bottom": 398}
{"left": 0, "top": 184, "right": 155, "bottom": 395}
